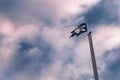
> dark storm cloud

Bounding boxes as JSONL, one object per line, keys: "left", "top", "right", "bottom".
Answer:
{"left": 83, "top": 0, "right": 119, "bottom": 26}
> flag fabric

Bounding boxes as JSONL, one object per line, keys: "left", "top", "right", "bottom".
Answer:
{"left": 70, "top": 23, "right": 87, "bottom": 38}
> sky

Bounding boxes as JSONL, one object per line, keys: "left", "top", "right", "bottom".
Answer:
{"left": 0, "top": 0, "right": 120, "bottom": 80}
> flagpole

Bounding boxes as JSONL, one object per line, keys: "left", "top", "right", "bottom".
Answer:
{"left": 88, "top": 31, "right": 99, "bottom": 80}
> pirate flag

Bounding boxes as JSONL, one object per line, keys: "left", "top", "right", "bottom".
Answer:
{"left": 69, "top": 23, "right": 87, "bottom": 38}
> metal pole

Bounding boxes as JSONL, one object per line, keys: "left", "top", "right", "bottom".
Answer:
{"left": 88, "top": 31, "right": 99, "bottom": 80}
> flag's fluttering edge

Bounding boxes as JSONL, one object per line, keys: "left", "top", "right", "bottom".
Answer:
{"left": 69, "top": 23, "right": 87, "bottom": 38}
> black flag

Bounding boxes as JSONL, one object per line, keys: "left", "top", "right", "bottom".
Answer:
{"left": 69, "top": 23, "right": 87, "bottom": 38}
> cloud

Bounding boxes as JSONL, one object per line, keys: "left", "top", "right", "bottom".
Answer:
{"left": 0, "top": 19, "right": 41, "bottom": 80}
{"left": 0, "top": 0, "right": 101, "bottom": 25}
{"left": 84, "top": 0, "right": 120, "bottom": 27}
{"left": 0, "top": 19, "right": 39, "bottom": 59}
{"left": 1, "top": 0, "right": 120, "bottom": 80}
{"left": 93, "top": 25, "right": 120, "bottom": 57}
{"left": 114, "top": 0, "right": 120, "bottom": 22}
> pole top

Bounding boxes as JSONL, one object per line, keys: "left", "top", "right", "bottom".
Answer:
{"left": 88, "top": 31, "right": 92, "bottom": 35}
{"left": 89, "top": 31, "right": 92, "bottom": 33}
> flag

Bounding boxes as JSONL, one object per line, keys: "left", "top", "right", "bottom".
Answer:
{"left": 70, "top": 23, "right": 87, "bottom": 38}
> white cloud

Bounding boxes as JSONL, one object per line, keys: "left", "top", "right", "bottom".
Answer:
{"left": 0, "top": 0, "right": 101, "bottom": 24}
{"left": 0, "top": 20, "right": 40, "bottom": 80}
{"left": 93, "top": 25, "right": 120, "bottom": 57}
{"left": 40, "top": 26, "right": 74, "bottom": 51}
{"left": 0, "top": 20, "right": 40, "bottom": 60}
